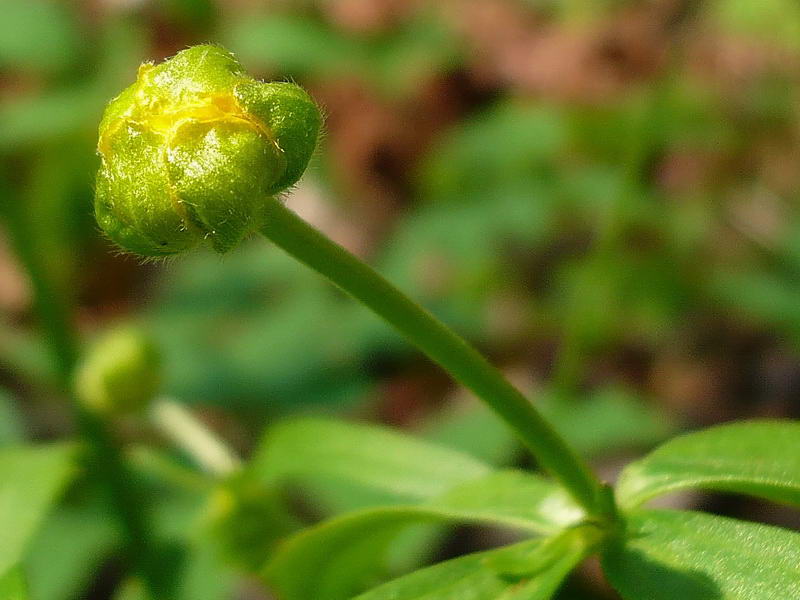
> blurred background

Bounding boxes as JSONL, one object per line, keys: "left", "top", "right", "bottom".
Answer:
{"left": 2, "top": 0, "right": 800, "bottom": 598}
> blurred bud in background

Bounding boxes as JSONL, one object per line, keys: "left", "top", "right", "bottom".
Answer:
{"left": 75, "top": 325, "right": 162, "bottom": 416}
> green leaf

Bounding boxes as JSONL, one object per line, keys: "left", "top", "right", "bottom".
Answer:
{"left": 252, "top": 418, "right": 491, "bottom": 501}
{"left": 264, "top": 471, "right": 583, "bottom": 600}
{"left": 355, "top": 530, "right": 589, "bottom": 600}
{"left": 615, "top": 420, "right": 800, "bottom": 509}
{"left": 603, "top": 509, "right": 800, "bottom": 599}
{"left": 25, "top": 502, "right": 117, "bottom": 600}
{"left": 172, "top": 543, "right": 237, "bottom": 600}
{"left": 0, "top": 568, "right": 28, "bottom": 600}
{"left": 114, "top": 543, "right": 237, "bottom": 600}
{"left": 0, "top": 444, "right": 77, "bottom": 578}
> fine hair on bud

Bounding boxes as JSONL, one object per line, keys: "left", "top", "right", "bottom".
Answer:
{"left": 95, "top": 45, "right": 322, "bottom": 258}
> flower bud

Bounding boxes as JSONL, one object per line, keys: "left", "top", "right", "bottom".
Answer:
{"left": 95, "top": 45, "right": 322, "bottom": 257}
{"left": 75, "top": 326, "right": 162, "bottom": 415}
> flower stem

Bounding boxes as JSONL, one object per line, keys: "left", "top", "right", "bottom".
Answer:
{"left": 1, "top": 194, "right": 165, "bottom": 598}
{"left": 261, "top": 199, "right": 607, "bottom": 518}
{"left": 151, "top": 397, "right": 241, "bottom": 477}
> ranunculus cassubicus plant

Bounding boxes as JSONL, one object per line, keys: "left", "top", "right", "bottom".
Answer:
{"left": 4, "top": 45, "right": 799, "bottom": 600}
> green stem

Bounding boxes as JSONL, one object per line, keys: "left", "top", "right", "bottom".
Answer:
{"left": 151, "top": 397, "right": 241, "bottom": 477}
{"left": 261, "top": 199, "right": 606, "bottom": 517}
{"left": 1, "top": 192, "right": 165, "bottom": 598}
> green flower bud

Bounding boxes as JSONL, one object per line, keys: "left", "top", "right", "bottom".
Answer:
{"left": 95, "top": 45, "right": 322, "bottom": 257}
{"left": 75, "top": 326, "right": 162, "bottom": 415}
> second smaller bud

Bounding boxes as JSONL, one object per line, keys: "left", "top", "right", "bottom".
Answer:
{"left": 75, "top": 325, "right": 162, "bottom": 416}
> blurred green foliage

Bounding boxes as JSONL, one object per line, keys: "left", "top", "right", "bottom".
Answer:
{"left": 0, "top": 0, "right": 81, "bottom": 74}
{"left": 225, "top": 9, "right": 461, "bottom": 98}
{"left": 2, "top": 0, "right": 800, "bottom": 598}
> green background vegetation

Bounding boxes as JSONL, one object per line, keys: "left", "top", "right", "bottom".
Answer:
{"left": 1, "top": 0, "right": 800, "bottom": 598}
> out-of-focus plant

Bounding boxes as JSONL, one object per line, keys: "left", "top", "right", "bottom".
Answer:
{"left": 42, "top": 45, "right": 800, "bottom": 600}
{"left": 3, "top": 2, "right": 800, "bottom": 599}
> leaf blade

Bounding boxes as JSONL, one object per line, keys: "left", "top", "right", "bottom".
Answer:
{"left": 0, "top": 443, "right": 77, "bottom": 578}
{"left": 603, "top": 509, "right": 800, "bottom": 600}
{"left": 25, "top": 501, "right": 118, "bottom": 600}
{"left": 354, "top": 531, "right": 587, "bottom": 600}
{"left": 252, "top": 418, "right": 491, "bottom": 501}
{"left": 264, "top": 471, "right": 583, "bottom": 600}
{"left": 0, "top": 568, "right": 28, "bottom": 600}
{"left": 616, "top": 420, "right": 800, "bottom": 509}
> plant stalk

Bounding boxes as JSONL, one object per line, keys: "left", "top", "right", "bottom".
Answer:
{"left": 151, "top": 397, "right": 241, "bottom": 477}
{"left": 261, "top": 199, "right": 607, "bottom": 518}
{"left": 1, "top": 193, "right": 165, "bottom": 598}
